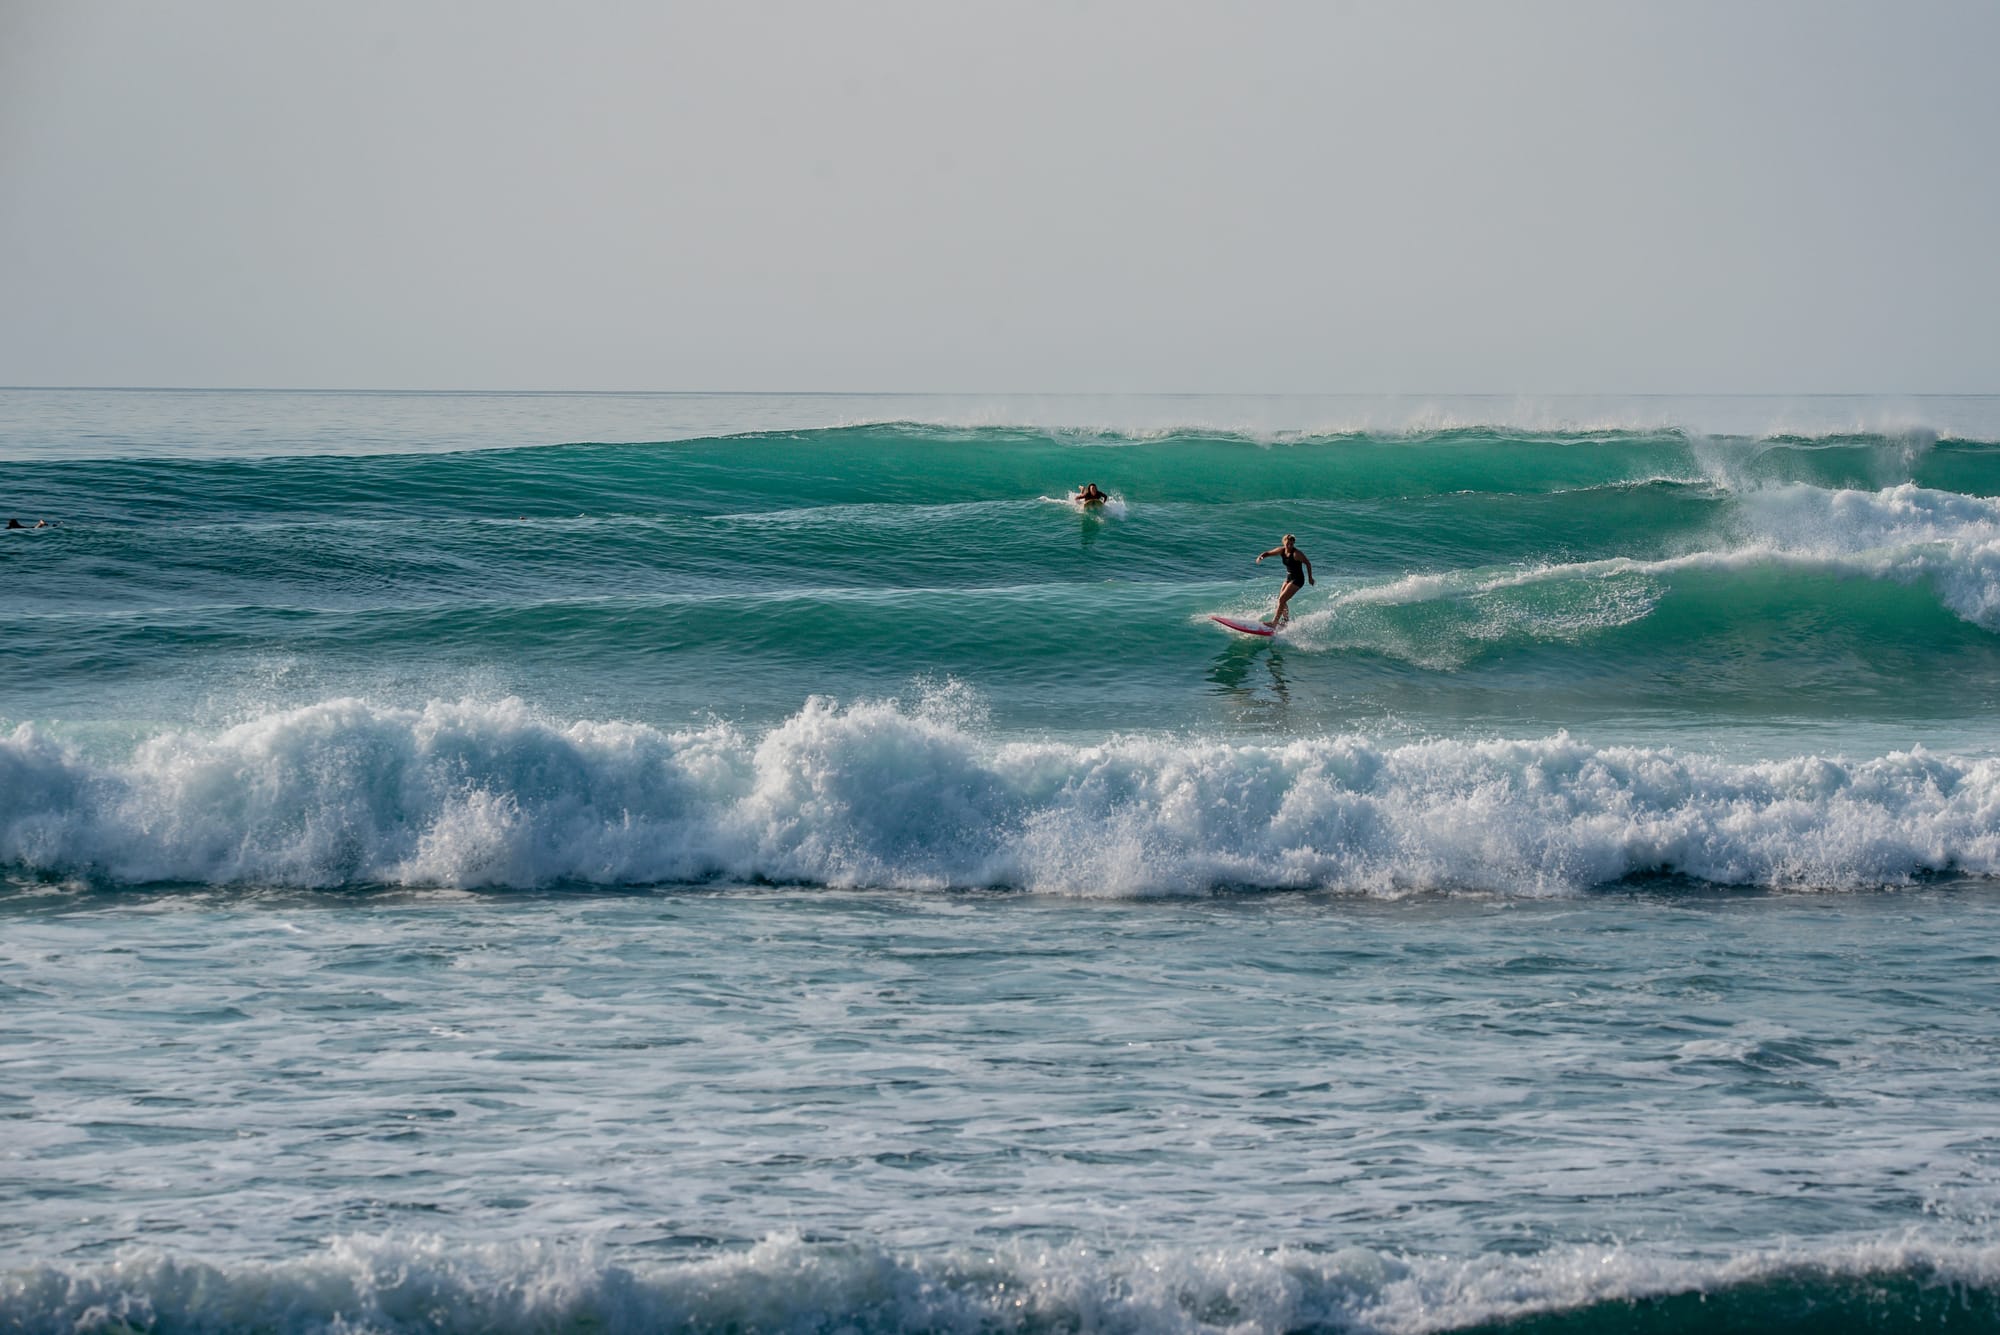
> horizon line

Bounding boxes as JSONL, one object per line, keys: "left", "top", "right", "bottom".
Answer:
{"left": 3, "top": 386, "right": 1996, "bottom": 398}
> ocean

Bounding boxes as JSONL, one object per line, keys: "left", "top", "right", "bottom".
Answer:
{"left": 5, "top": 390, "right": 2000, "bottom": 1332}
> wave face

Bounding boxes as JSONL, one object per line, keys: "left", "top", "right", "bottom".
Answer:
{"left": 5, "top": 691, "right": 1999, "bottom": 893}
{"left": 6, "top": 1233, "right": 1998, "bottom": 1335}
{"left": 8, "top": 392, "right": 2000, "bottom": 889}
{"left": 15, "top": 393, "right": 2000, "bottom": 1335}
{"left": 11, "top": 391, "right": 2000, "bottom": 879}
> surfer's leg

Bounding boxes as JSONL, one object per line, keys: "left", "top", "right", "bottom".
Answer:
{"left": 1268, "top": 580, "right": 1301, "bottom": 626}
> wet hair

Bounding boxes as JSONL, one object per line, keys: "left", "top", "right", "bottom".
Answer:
{"left": 1282, "top": 533, "right": 1295, "bottom": 544}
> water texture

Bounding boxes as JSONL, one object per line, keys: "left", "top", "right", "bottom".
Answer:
{"left": 5, "top": 392, "right": 2000, "bottom": 1331}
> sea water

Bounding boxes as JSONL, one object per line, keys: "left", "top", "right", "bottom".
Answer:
{"left": 5, "top": 391, "right": 2000, "bottom": 1332}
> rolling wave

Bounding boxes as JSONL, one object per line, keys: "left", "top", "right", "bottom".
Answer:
{"left": 4, "top": 1230, "right": 1996, "bottom": 1335}
{"left": 13, "top": 411, "right": 2000, "bottom": 767}
{"left": 6, "top": 690, "right": 1998, "bottom": 894}
{"left": 1258, "top": 482, "right": 2000, "bottom": 669}
{"left": 8, "top": 422, "right": 1997, "bottom": 520}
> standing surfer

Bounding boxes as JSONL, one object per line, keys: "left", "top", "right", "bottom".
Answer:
{"left": 1255, "top": 534, "right": 1313, "bottom": 627}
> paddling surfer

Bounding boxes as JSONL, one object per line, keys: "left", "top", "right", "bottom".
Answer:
{"left": 1255, "top": 533, "right": 1313, "bottom": 627}
{"left": 1074, "top": 483, "right": 1108, "bottom": 506}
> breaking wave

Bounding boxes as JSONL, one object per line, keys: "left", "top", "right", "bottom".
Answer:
{"left": 5, "top": 1231, "right": 1999, "bottom": 1334}
{"left": 5, "top": 690, "right": 1999, "bottom": 894}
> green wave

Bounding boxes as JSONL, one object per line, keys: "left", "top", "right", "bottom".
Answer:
{"left": 1456, "top": 1267, "right": 2000, "bottom": 1334}
{"left": 10, "top": 422, "right": 2000, "bottom": 740}
{"left": 10, "top": 422, "right": 2000, "bottom": 520}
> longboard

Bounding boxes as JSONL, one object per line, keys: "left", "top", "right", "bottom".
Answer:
{"left": 1209, "top": 614, "right": 1275, "bottom": 637}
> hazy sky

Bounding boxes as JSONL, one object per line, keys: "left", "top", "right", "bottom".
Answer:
{"left": 2, "top": 1, "right": 1995, "bottom": 392}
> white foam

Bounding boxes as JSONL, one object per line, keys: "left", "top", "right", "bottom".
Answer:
{"left": 5, "top": 692, "right": 2000, "bottom": 894}
{"left": 1269, "top": 481, "right": 2000, "bottom": 665}
{"left": 4, "top": 1230, "right": 1997, "bottom": 1335}
{"left": 1040, "top": 492, "right": 1130, "bottom": 517}
{"left": 826, "top": 395, "right": 2000, "bottom": 448}
{"left": 1728, "top": 482, "right": 2000, "bottom": 627}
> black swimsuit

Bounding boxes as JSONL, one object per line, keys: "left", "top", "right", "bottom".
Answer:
{"left": 1281, "top": 552, "right": 1304, "bottom": 584}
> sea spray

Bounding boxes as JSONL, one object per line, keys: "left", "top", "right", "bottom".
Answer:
{"left": 6, "top": 692, "right": 1998, "bottom": 893}
{"left": 14, "top": 392, "right": 2000, "bottom": 1335}
{"left": 7, "top": 1232, "right": 2000, "bottom": 1335}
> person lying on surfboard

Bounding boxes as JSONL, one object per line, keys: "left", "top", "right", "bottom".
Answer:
{"left": 1074, "top": 483, "right": 1108, "bottom": 506}
{"left": 1255, "top": 534, "right": 1313, "bottom": 626}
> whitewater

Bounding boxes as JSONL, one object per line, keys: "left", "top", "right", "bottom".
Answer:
{"left": 6, "top": 390, "right": 2000, "bottom": 1332}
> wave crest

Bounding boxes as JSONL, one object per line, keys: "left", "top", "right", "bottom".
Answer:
{"left": 1256, "top": 482, "right": 2000, "bottom": 668}
{"left": 5, "top": 1231, "right": 1999, "bottom": 1335}
{"left": 5, "top": 694, "right": 2000, "bottom": 894}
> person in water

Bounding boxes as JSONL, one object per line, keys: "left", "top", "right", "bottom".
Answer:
{"left": 1255, "top": 533, "right": 1313, "bottom": 626}
{"left": 1074, "top": 483, "right": 1108, "bottom": 506}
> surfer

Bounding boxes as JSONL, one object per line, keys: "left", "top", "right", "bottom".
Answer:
{"left": 1255, "top": 534, "right": 1313, "bottom": 626}
{"left": 1074, "top": 483, "right": 1108, "bottom": 506}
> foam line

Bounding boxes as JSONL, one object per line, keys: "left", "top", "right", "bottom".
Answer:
{"left": 5, "top": 691, "right": 1999, "bottom": 893}
{"left": 4, "top": 1231, "right": 1998, "bottom": 1335}
{"left": 1274, "top": 482, "right": 2000, "bottom": 661}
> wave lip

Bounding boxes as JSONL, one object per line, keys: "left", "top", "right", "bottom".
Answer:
{"left": 1265, "top": 480, "right": 2000, "bottom": 670}
{"left": 5, "top": 693, "right": 2000, "bottom": 895}
{"left": 5, "top": 1232, "right": 1999, "bottom": 1335}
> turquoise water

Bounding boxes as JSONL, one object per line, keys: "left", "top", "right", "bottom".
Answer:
{"left": 5, "top": 392, "right": 2000, "bottom": 1331}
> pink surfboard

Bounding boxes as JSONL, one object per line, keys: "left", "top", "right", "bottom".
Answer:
{"left": 1209, "top": 614, "right": 1275, "bottom": 637}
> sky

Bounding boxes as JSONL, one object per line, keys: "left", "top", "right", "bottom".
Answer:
{"left": 1, "top": 1, "right": 1995, "bottom": 393}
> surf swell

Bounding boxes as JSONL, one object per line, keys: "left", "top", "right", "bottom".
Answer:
{"left": 5, "top": 691, "right": 1998, "bottom": 895}
{"left": 5, "top": 1232, "right": 1998, "bottom": 1335}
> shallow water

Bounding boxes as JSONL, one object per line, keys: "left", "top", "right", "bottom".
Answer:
{"left": 6, "top": 883, "right": 2000, "bottom": 1330}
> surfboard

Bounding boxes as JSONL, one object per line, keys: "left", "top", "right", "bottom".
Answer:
{"left": 1209, "top": 614, "right": 1275, "bottom": 637}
